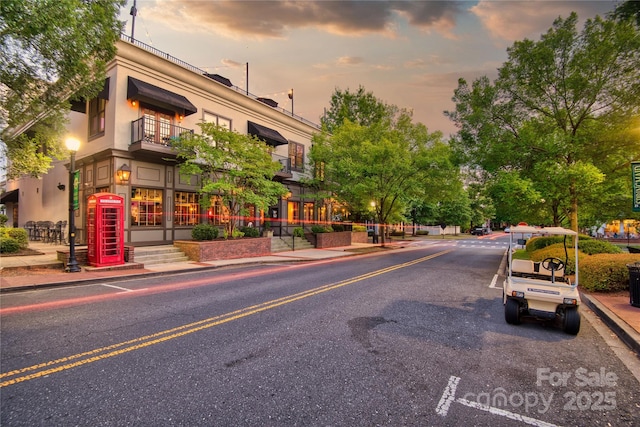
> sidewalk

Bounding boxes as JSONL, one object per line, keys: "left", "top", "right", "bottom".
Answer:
{"left": 1, "top": 241, "right": 638, "bottom": 355}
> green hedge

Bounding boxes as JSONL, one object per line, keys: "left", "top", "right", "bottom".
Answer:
{"left": 580, "top": 254, "right": 640, "bottom": 292}
{"left": 0, "top": 237, "right": 20, "bottom": 253}
{"left": 352, "top": 225, "right": 367, "bottom": 232}
{"left": 192, "top": 224, "right": 218, "bottom": 241}
{"left": 240, "top": 226, "right": 260, "bottom": 238}
{"left": 528, "top": 241, "right": 639, "bottom": 292}
{"left": 312, "top": 225, "right": 332, "bottom": 233}
{"left": 1, "top": 228, "right": 28, "bottom": 249}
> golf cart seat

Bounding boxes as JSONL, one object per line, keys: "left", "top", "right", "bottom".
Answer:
{"left": 511, "top": 259, "right": 564, "bottom": 280}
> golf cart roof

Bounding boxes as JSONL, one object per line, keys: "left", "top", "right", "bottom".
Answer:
{"left": 507, "top": 225, "right": 577, "bottom": 236}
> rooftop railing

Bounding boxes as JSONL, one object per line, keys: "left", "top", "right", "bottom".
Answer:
{"left": 120, "top": 34, "right": 322, "bottom": 130}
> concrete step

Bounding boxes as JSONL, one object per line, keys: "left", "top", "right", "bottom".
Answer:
{"left": 134, "top": 245, "right": 189, "bottom": 266}
{"left": 271, "top": 236, "right": 314, "bottom": 253}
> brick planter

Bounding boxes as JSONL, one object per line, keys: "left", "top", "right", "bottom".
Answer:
{"left": 351, "top": 231, "right": 368, "bottom": 244}
{"left": 315, "top": 231, "right": 352, "bottom": 248}
{"left": 174, "top": 238, "right": 271, "bottom": 261}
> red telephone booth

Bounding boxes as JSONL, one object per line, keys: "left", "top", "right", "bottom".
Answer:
{"left": 87, "top": 193, "right": 125, "bottom": 267}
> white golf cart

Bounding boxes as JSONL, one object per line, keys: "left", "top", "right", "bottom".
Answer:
{"left": 503, "top": 225, "right": 581, "bottom": 335}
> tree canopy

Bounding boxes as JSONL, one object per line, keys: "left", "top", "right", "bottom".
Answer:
{"left": 0, "top": 0, "right": 124, "bottom": 178}
{"left": 446, "top": 12, "right": 640, "bottom": 230}
{"left": 312, "top": 91, "right": 459, "bottom": 244}
{"left": 173, "top": 123, "right": 288, "bottom": 237}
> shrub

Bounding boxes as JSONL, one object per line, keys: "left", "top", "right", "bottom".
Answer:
{"left": 240, "top": 226, "right": 260, "bottom": 238}
{"left": 0, "top": 214, "right": 8, "bottom": 227}
{"left": 293, "top": 227, "right": 305, "bottom": 238}
{"left": 579, "top": 254, "right": 640, "bottom": 292}
{"left": 0, "top": 236, "right": 20, "bottom": 253}
{"left": 526, "top": 234, "right": 590, "bottom": 252}
{"left": 352, "top": 225, "right": 367, "bottom": 232}
{"left": 390, "top": 229, "right": 405, "bottom": 237}
{"left": 332, "top": 224, "right": 345, "bottom": 232}
{"left": 416, "top": 230, "right": 429, "bottom": 235}
{"left": 526, "top": 236, "right": 563, "bottom": 252}
{"left": 192, "top": 224, "right": 218, "bottom": 241}
{"left": 578, "top": 239, "right": 622, "bottom": 255}
{"left": 312, "top": 225, "right": 332, "bottom": 233}
{"left": 231, "top": 229, "right": 244, "bottom": 239}
{"left": 1, "top": 227, "right": 28, "bottom": 248}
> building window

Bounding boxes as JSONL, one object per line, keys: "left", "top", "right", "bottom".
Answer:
{"left": 288, "top": 201, "right": 299, "bottom": 224}
{"left": 303, "top": 202, "right": 314, "bottom": 224}
{"left": 89, "top": 97, "right": 106, "bottom": 138}
{"left": 208, "top": 195, "right": 230, "bottom": 225}
{"left": 203, "top": 111, "right": 232, "bottom": 147}
{"left": 289, "top": 142, "right": 304, "bottom": 171}
{"left": 175, "top": 192, "right": 200, "bottom": 226}
{"left": 131, "top": 188, "right": 163, "bottom": 226}
{"left": 143, "top": 107, "right": 173, "bottom": 145}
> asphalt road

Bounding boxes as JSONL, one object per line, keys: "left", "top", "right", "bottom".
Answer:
{"left": 1, "top": 241, "right": 639, "bottom": 426}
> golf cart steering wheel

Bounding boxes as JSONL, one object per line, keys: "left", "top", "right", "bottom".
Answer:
{"left": 541, "top": 257, "right": 565, "bottom": 272}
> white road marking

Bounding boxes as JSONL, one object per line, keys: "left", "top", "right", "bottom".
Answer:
{"left": 435, "top": 375, "right": 460, "bottom": 416}
{"left": 489, "top": 274, "right": 499, "bottom": 289}
{"left": 456, "top": 398, "right": 560, "bottom": 427}
{"left": 100, "top": 284, "right": 135, "bottom": 292}
{"left": 436, "top": 375, "right": 561, "bottom": 427}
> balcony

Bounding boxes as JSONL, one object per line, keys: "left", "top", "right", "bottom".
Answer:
{"left": 130, "top": 116, "right": 194, "bottom": 159}
{"left": 272, "top": 153, "right": 292, "bottom": 179}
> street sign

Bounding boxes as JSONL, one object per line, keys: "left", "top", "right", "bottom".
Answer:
{"left": 633, "top": 162, "right": 640, "bottom": 212}
{"left": 73, "top": 170, "right": 80, "bottom": 211}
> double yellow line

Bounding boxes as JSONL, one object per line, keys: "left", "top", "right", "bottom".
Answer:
{"left": 1, "top": 249, "right": 451, "bottom": 388}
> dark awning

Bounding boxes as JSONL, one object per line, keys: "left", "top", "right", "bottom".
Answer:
{"left": 127, "top": 77, "right": 197, "bottom": 116}
{"left": 247, "top": 121, "right": 288, "bottom": 146}
{"left": 0, "top": 189, "right": 19, "bottom": 204}
{"left": 70, "top": 78, "right": 110, "bottom": 113}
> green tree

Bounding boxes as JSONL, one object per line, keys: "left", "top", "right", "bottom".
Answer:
{"left": 311, "top": 110, "right": 458, "bottom": 245}
{"left": 0, "top": 0, "right": 125, "bottom": 178}
{"left": 320, "top": 85, "right": 397, "bottom": 133}
{"left": 173, "top": 123, "right": 288, "bottom": 237}
{"left": 447, "top": 12, "right": 640, "bottom": 231}
{"left": 610, "top": 0, "right": 640, "bottom": 26}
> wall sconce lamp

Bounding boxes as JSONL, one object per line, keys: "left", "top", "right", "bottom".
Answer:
{"left": 117, "top": 164, "right": 131, "bottom": 184}
{"left": 131, "top": 99, "right": 137, "bottom": 107}
{"left": 57, "top": 183, "right": 66, "bottom": 191}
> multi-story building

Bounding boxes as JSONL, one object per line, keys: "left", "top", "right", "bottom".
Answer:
{"left": 1, "top": 35, "right": 329, "bottom": 246}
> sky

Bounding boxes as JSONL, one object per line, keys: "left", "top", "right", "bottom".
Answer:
{"left": 118, "top": 0, "right": 618, "bottom": 138}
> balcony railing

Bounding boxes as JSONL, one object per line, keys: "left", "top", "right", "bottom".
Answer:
{"left": 121, "top": 33, "right": 321, "bottom": 131}
{"left": 131, "top": 117, "right": 194, "bottom": 146}
{"left": 272, "top": 153, "right": 292, "bottom": 176}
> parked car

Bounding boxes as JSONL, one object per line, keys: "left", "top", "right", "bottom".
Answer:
{"left": 471, "top": 227, "right": 489, "bottom": 236}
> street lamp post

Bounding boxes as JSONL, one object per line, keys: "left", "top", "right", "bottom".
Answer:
{"left": 288, "top": 88, "right": 293, "bottom": 116}
{"left": 66, "top": 137, "right": 81, "bottom": 273}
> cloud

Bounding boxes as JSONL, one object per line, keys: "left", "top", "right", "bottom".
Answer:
{"left": 147, "top": 0, "right": 464, "bottom": 39}
{"left": 337, "top": 56, "right": 364, "bottom": 66}
{"left": 470, "top": 0, "right": 615, "bottom": 43}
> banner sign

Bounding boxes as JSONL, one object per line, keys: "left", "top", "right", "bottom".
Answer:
{"left": 633, "top": 162, "right": 640, "bottom": 212}
{"left": 73, "top": 170, "right": 80, "bottom": 211}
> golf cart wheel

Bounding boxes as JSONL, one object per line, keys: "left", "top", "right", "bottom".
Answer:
{"left": 505, "top": 298, "right": 521, "bottom": 325}
{"left": 563, "top": 307, "right": 580, "bottom": 335}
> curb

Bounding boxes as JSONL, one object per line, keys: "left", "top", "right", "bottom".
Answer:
{"left": 0, "top": 261, "right": 272, "bottom": 294}
{"left": 580, "top": 292, "right": 640, "bottom": 357}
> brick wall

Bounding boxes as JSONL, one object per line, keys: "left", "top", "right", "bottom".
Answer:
{"left": 174, "top": 238, "right": 271, "bottom": 261}
{"left": 315, "top": 231, "right": 352, "bottom": 248}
